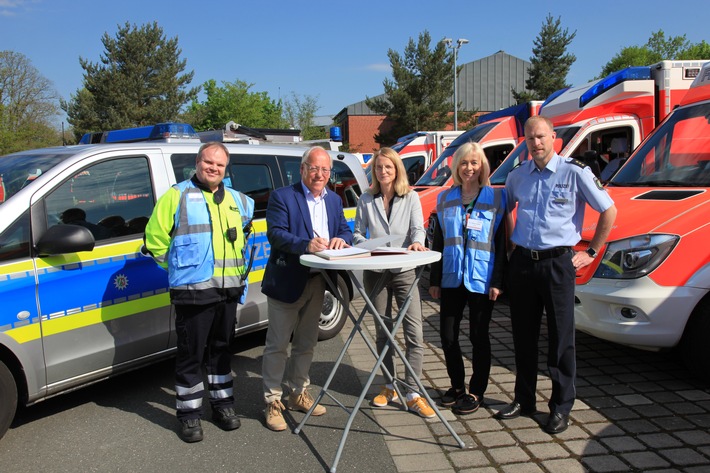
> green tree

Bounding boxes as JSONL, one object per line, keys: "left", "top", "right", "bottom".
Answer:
{"left": 0, "top": 51, "right": 61, "bottom": 154}
{"left": 282, "top": 92, "right": 326, "bottom": 140}
{"left": 366, "top": 30, "right": 461, "bottom": 145}
{"left": 600, "top": 30, "right": 710, "bottom": 77}
{"left": 513, "top": 14, "right": 576, "bottom": 103}
{"left": 63, "top": 21, "right": 198, "bottom": 141}
{"left": 183, "top": 79, "right": 284, "bottom": 131}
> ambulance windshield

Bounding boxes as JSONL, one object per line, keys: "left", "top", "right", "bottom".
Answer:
{"left": 609, "top": 102, "right": 710, "bottom": 187}
{"left": 415, "top": 122, "right": 496, "bottom": 186}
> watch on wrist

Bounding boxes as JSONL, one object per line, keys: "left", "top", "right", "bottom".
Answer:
{"left": 585, "top": 247, "right": 597, "bottom": 258}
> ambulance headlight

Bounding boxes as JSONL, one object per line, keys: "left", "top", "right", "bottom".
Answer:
{"left": 594, "top": 234, "right": 679, "bottom": 279}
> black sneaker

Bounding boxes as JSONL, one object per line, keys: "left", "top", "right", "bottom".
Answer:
{"left": 179, "top": 418, "right": 204, "bottom": 443}
{"left": 452, "top": 394, "right": 481, "bottom": 415}
{"left": 440, "top": 387, "right": 465, "bottom": 407}
{"left": 213, "top": 407, "right": 241, "bottom": 431}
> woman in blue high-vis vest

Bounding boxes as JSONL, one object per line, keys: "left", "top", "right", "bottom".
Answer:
{"left": 428, "top": 142, "right": 508, "bottom": 415}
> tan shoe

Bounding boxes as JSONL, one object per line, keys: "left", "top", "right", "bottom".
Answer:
{"left": 265, "top": 399, "right": 287, "bottom": 431}
{"left": 372, "top": 386, "right": 399, "bottom": 407}
{"left": 407, "top": 396, "right": 436, "bottom": 419}
{"left": 288, "top": 390, "right": 326, "bottom": 416}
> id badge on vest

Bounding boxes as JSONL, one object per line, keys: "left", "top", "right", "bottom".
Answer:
{"left": 466, "top": 215, "right": 483, "bottom": 232}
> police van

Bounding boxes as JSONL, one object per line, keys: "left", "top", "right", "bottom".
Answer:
{"left": 0, "top": 123, "right": 368, "bottom": 439}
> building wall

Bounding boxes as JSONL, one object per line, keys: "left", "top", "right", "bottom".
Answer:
{"left": 341, "top": 115, "right": 395, "bottom": 154}
{"left": 336, "top": 51, "right": 531, "bottom": 154}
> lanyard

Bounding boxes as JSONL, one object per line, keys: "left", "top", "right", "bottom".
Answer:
{"left": 463, "top": 192, "right": 480, "bottom": 234}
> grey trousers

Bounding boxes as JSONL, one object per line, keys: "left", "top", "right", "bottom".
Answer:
{"left": 262, "top": 275, "right": 325, "bottom": 404}
{"left": 363, "top": 269, "right": 424, "bottom": 389}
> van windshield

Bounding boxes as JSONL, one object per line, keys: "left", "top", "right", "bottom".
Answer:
{"left": 489, "top": 125, "right": 579, "bottom": 185}
{"left": 609, "top": 102, "right": 710, "bottom": 187}
{"left": 0, "top": 152, "right": 70, "bottom": 204}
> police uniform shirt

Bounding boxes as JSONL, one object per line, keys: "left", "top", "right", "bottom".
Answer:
{"left": 505, "top": 154, "right": 614, "bottom": 250}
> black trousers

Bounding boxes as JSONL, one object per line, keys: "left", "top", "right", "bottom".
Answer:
{"left": 174, "top": 299, "right": 238, "bottom": 420}
{"left": 440, "top": 283, "right": 494, "bottom": 398}
{"left": 507, "top": 247, "right": 576, "bottom": 415}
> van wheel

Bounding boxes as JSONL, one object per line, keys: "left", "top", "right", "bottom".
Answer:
{"left": 680, "top": 297, "right": 710, "bottom": 382}
{"left": 0, "top": 360, "right": 17, "bottom": 440}
{"left": 318, "top": 275, "right": 349, "bottom": 341}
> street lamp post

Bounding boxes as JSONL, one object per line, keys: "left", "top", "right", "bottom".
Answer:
{"left": 442, "top": 38, "right": 469, "bottom": 131}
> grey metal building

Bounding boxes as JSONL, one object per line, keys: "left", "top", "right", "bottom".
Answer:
{"left": 334, "top": 50, "right": 531, "bottom": 153}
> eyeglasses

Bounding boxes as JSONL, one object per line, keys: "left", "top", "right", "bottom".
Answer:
{"left": 305, "top": 165, "right": 332, "bottom": 175}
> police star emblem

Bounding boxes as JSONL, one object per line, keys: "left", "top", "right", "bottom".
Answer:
{"left": 113, "top": 274, "right": 129, "bottom": 290}
{"left": 594, "top": 176, "right": 604, "bottom": 190}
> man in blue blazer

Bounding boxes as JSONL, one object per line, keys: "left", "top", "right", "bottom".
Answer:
{"left": 261, "top": 146, "right": 353, "bottom": 431}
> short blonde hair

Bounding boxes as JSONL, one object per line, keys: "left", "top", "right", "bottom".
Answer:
{"left": 451, "top": 142, "right": 490, "bottom": 186}
{"left": 368, "top": 147, "right": 411, "bottom": 196}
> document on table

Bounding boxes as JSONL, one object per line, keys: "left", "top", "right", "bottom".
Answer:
{"left": 314, "top": 247, "right": 371, "bottom": 260}
{"left": 370, "top": 247, "right": 411, "bottom": 255}
{"left": 354, "top": 235, "right": 403, "bottom": 250}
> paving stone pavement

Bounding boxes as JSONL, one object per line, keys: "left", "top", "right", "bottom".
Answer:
{"left": 338, "top": 269, "right": 710, "bottom": 473}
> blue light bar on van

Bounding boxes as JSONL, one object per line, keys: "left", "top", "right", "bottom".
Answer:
{"left": 147, "top": 123, "right": 199, "bottom": 141}
{"left": 478, "top": 102, "right": 531, "bottom": 137}
{"left": 579, "top": 66, "right": 651, "bottom": 108}
{"left": 79, "top": 123, "right": 199, "bottom": 144}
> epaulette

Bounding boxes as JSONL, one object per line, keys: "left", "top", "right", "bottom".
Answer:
{"left": 567, "top": 158, "right": 586, "bottom": 169}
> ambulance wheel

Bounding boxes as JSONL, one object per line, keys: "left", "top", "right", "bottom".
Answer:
{"left": 318, "top": 275, "right": 350, "bottom": 341}
{"left": 0, "top": 360, "right": 17, "bottom": 440}
{"left": 680, "top": 296, "right": 710, "bottom": 382}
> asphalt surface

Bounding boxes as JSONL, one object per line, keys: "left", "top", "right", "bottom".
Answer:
{"left": 0, "top": 329, "right": 396, "bottom": 473}
{"left": 2, "top": 270, "right": 710, "bottom": 473}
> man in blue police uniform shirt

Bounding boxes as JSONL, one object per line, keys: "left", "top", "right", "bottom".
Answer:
{"left": 496, "top": 116, "right": 617, "bottom": 434}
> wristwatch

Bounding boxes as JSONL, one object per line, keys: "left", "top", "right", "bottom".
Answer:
{"left": 585, "top": 247, "right": 598, "bottom": 258}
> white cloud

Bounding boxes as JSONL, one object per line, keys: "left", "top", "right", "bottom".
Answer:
{"left": 365, "top": 63, "right": 390, "bottom": 72}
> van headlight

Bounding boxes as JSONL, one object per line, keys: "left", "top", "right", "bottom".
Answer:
{"left": 594, "top": 234, "right": 679, "bottom": 279}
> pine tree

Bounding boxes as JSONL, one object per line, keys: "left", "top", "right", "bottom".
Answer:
{"left": 63, "top": 22, "right": 198, "bottom": 141}
{"left": 513, "top": 15, "right": 576, "bottom": 103}
{"left": 366, "top": 31, "right": 464, "bottom": 146}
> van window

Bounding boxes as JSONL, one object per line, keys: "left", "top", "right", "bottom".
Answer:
{"left": 0, "top": 210, "right": 30, "bottom": 263}
{"left": 402, "top": 156, "right": 426, "bottom": 185}
{"left": 171, "top": 154, "right": 198, "bottom": 182}
{"left": 45, "top": 157, "right": 154, "bottom": 240}
{"left": 230, "top": 163, "right": 274, "bottom": 219}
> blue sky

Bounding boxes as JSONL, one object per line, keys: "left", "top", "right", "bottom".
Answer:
{"left": 1, "top": 0, "right": 708, "bottom": 124}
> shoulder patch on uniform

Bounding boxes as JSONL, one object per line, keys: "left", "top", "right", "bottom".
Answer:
{"left": 594, "top": 176, "right": 604, "bottom": 190}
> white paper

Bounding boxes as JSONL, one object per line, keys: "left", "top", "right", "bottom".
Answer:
{"left": 354, "top": 235, "right": 404, "bottom": 250}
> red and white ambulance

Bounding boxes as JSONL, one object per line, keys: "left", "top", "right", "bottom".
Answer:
{"left": 491, "top": 60, "right": 707, "bottom": 186}
{"left": 388, "top": 130, "right": 463, "bottom": 185}
{"left": 574, "top": 61, "right": 710, "bottom": 380}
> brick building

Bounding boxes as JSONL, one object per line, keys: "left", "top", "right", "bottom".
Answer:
{"left": 333, "top": 50, "right": 531, "bottom": 154}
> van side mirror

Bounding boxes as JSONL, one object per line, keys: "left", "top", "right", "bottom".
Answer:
{"left": 36, "top": 224, "right": 95, "bottom": 256}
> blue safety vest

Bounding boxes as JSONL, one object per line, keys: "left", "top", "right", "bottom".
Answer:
{"left": 436, "top": 186, "right": 505, "bottom": 294}
{"left": 168, "top": 180, "right": 254, "bottom": 303}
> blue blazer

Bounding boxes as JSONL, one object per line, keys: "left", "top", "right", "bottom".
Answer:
{"left": 261, "top": 182, "right": 353, "bottom": 303}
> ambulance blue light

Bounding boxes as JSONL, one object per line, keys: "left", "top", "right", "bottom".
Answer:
{"left": 478, "top": 102, "right": 533, "bottom": 137}
{"left": 579, "top": 66, "right": 651, "bottom": 108}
